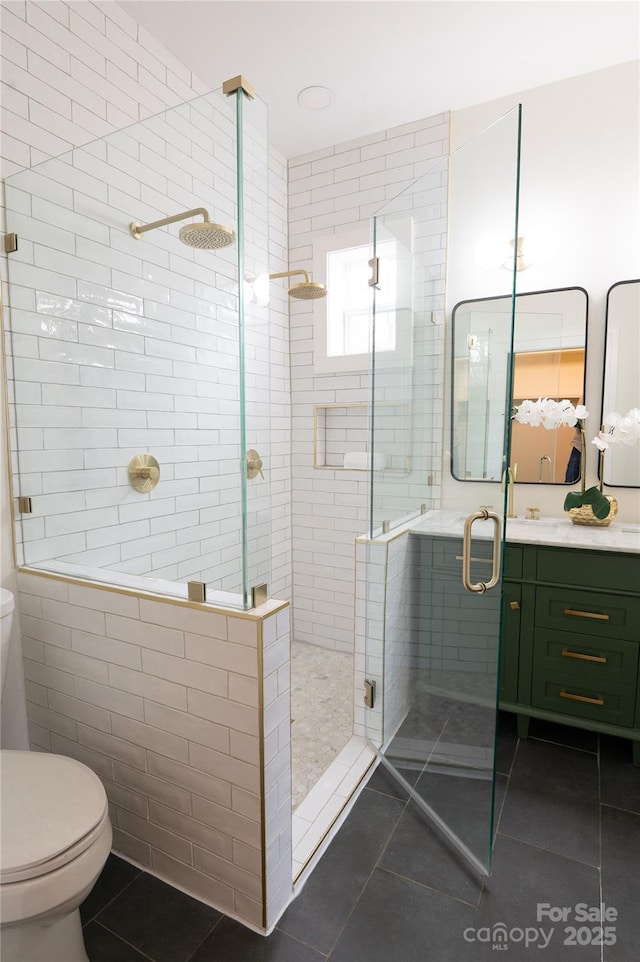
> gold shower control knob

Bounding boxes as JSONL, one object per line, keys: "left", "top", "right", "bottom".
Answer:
{"left": 246, "top": 450, "right": 264, "bottom": 480}
{"left": 129, "top": 454, "right": 160, "bottom": 492}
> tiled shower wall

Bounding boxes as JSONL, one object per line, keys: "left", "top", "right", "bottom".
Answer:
{"left": 0, "top": 0, "right": 291, "bottom": 601}
{"left": 354, "top": 531, "right": 418, "bottom": 744}
{"left": 287, "top": 114, "right": 449, "bottom": 651}
{"left": 18, "top": 569, "right": 292, "bottom": 930}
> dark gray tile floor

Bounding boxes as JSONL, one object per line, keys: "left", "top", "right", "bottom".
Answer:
{"left": 83, "top": 712, "right": 640, "bottom": 962}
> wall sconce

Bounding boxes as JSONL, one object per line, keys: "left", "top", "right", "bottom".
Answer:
{"left": 475, "top": 234, "right": 550, "bottom": 272}
{"left": 507, "top": 237, "right": 528, "bottom": 272}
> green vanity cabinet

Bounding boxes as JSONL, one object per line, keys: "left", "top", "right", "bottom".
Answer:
{"left": 500, "top": 543, "right": 640, "bottom": 765}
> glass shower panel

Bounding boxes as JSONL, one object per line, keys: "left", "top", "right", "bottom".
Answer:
{"left": 369, "top": 155, "right": 449, "bottom": 537}
{"left": 4, "top": 84, "right": 265, "bottom": 610}
{"left": 366, "top": 107, "right": 521, "bottom": 875}
{"left": 232, "top": 87, "right": 271, "bottom": 609}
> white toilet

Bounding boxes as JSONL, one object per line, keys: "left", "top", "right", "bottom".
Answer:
{"left": 1, "top": 588, "right": 112, "bottom": 962}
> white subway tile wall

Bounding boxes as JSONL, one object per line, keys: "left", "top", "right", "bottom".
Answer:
{"left": 18, "top": 570, "right": 292, "bottom": 929}
{"left": 353, "top": 532, "right": 419, "bottom": 746}
{"left": 287, "top": 113, "right": 449, "bottom": 653}
{"left": 1, "top": 0, "right": 290, "bottom": 602}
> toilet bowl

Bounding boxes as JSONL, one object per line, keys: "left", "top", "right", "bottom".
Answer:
{"left": 1, "top": 590, "right": 112, "bottom": 962}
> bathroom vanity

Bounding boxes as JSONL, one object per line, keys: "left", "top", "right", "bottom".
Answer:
{"left": 410, "top": 512, "right": 640, "bottom": 765}
{"left": 501, "top": 539, "right": 640, "bottom": 764}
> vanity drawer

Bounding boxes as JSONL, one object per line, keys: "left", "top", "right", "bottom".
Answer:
{"left": 531, "top": 668, "right": 636, "bottom": 727}
{"left": 533, "top": 628, "right": 639, "bottom": 690}
{"left": 535, "top": 587, "right": 640, "bottom": 642}
{"left": 536, "top": 548, "right": 639, "bottom": 594}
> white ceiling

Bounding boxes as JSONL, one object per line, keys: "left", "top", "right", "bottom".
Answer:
{"left": 119, "top": 1, "right": 639, "bottom": 158}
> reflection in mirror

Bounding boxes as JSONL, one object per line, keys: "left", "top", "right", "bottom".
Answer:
{"left": 602, "top": 279, "right": 640, "bottom": 488}
{"left": 452, "top": 287, "right": 588, "bottom": 483}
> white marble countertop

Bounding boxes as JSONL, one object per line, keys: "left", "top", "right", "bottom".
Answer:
{"left": 408, "top": 509, "right": 640, "bottom": 554}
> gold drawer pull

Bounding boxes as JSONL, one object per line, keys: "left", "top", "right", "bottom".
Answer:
{"left": 560, "top": 689, "right": 604, "bottom": 706}
{"left": 561, "top": 649, "right": 607, "bottom": 664}
{"left": 563, "top": 608, "right": 610, "bottom": 621}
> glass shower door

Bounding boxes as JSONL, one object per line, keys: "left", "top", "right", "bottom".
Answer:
{"left": 365, "top": 106, "right": 521, "bottom": 875}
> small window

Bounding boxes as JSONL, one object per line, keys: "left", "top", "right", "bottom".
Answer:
{"left": 326, "top": 242, "right": 397, "bottom": 357}
{"left": 312, "top": 225, "right": 406, "bottom": 374}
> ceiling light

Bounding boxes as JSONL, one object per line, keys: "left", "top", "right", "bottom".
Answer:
{"left": 297, "top": 86, "right": 333, "bottom": 110}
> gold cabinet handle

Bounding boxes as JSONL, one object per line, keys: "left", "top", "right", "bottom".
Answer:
{"left": 563, "top": 608, "right": 610, "bottom": 621}
{"left": 561, "top": 649, "right": 607, "bottom": 664}
{"left": 560, "top": 689, "right": 605, "bottom": 706}
{"left": 510, "top": 601, "right": 520, "bottom": 610}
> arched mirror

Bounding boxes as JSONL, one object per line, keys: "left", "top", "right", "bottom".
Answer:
{"left": 601, "top": 279, "right": 640, "bottom": 488}
{"left": 452, "top": 287, "right": 588, "bottom": 483}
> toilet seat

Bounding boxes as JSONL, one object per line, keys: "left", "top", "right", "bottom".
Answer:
{"left": 0, "top": 751, "right": 108, "bottom": 885}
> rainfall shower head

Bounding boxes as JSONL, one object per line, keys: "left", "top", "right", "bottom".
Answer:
{"left": 129, "top": 207, "right": 235, "bottom": 250}
{"left": 269, "top": 269, "right": 327, "bottom": 300}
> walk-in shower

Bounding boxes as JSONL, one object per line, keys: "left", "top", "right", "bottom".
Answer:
{"left": 2, "top": 53, "right": 523, "bottom": 928}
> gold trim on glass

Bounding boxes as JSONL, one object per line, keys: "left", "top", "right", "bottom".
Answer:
{"left": 563, "top": 608, "right": 610, "bottom": 621}
{"left": 128, "top": 453, "right": 160, "bottom": 492}
{"left": 561, "top": 649, "right": 607, "bottom": 664}
{"left": 560, "top": 689, "right": 605, "bottom": 706}
{"left": 222, "top": 74, "right": 256, "bottom": 99}
{"left": 18, "top": 567, "right": 289, "bottom": 621}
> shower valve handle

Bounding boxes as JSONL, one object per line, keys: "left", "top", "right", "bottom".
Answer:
{"left": 247, "top": 450, "right": 264, "bottom": 480}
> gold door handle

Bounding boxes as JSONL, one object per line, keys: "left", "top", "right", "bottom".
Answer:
{"left": 246, "top": 449, "right": 264, "bottom": 480}
{"left": 462, "top": 509, "right": 501, "bottom": 593}
{"left": 561, "top": 649, "right": 607, "bottom": 664}
{"left": 563, "top": 608, "right": 610, "bottom": 621}
{"left": 560, "top": 689, "right": 605, "bottom": 706}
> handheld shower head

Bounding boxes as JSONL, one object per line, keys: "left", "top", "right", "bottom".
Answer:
{"left": 269, "top": 269, "right": 327, "bottom": 300}
{"left": 129, "top": 207, "right": 235, "bottom": 250}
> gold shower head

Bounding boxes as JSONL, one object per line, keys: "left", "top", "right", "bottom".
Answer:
{"left": 129, "top": 207, "right": 235, "bottom": 249}
{"left": 269, "top": 269, "right": 327, "bottom": 299}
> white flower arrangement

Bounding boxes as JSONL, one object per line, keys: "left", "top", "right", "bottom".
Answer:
{"left": 591, "top": 408, "right": 640, "bottom": 451}
{"left": 513, "top": 398, "right": 588, "bottom": 429}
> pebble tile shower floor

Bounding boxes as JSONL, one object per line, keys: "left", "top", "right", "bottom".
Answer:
{"left": 82, "top": 714, "right": 639, "bottom": 961}
{"left": 290, "top": 640, "right": 353, "bottom": 808}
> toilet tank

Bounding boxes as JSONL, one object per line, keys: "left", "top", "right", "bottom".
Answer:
{"left": 1, "top": 588, "right": 15, "bottom": 697}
